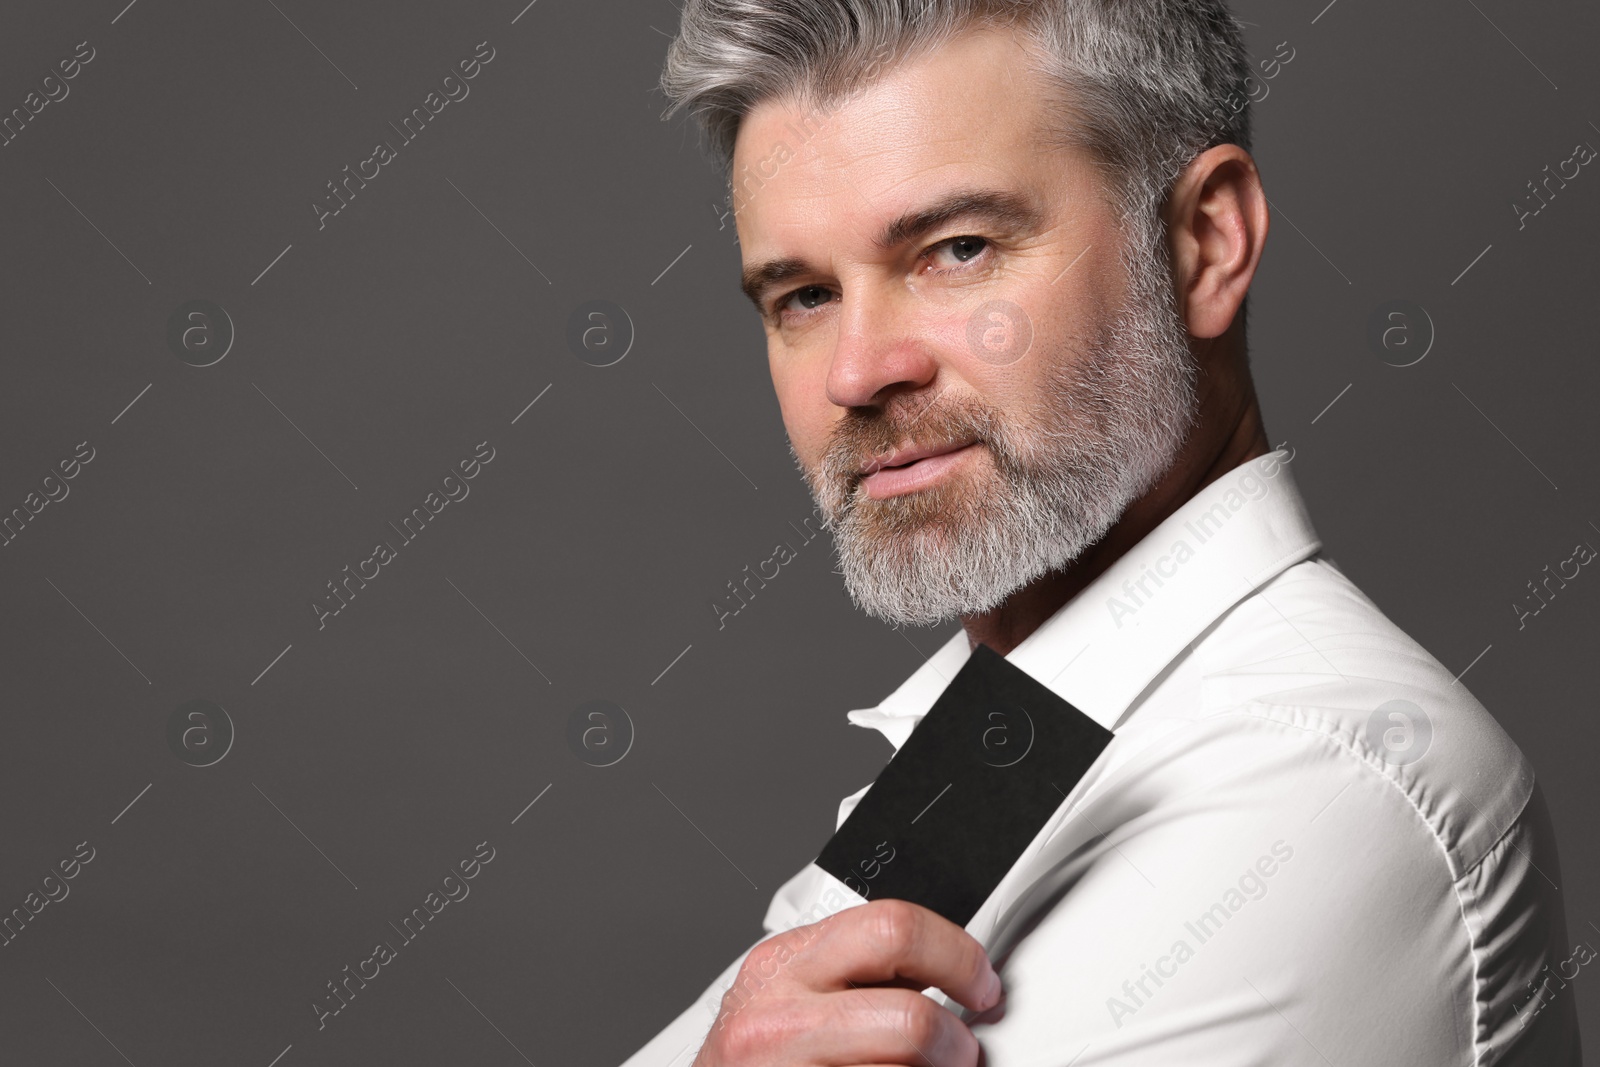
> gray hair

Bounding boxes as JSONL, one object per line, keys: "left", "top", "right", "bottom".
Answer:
{"left": 660, "top": 0, "right": 1257, "bottom": 320}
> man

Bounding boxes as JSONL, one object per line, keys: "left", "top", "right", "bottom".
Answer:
{"left": 626, "top": 1, "right": 1580, "bottom": 1063}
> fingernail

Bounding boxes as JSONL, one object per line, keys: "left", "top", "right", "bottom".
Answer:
{"left": 984, "top": 967, "right": 1002, "bottom": 1008}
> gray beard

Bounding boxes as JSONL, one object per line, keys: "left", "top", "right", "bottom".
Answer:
{"left": 794, "top": 232, "right": 1199, "bottom": 628}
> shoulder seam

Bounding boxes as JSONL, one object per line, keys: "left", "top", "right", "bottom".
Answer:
{"left": 1219, "top": 703, "right": 1486, "bottom": 1064}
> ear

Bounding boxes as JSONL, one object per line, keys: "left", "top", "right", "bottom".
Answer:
{"left": 1164, "top": 144, "right": 1269, "bottom": 340}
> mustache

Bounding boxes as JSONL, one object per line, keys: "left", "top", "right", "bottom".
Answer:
{"left": 822, "top": 389, "right": 998, "bottom": 486}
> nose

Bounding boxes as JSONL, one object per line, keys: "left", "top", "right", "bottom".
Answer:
{"left": 824, "top": 283, "right": 940, "bottom": 410}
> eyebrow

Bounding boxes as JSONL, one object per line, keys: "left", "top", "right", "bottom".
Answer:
{"left": 738, "top": 187, "right": 1047, "bottom": 315}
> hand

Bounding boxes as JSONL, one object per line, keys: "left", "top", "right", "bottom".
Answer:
{"left": 693, "top": 897, "right": 1002, "bottom": 1066}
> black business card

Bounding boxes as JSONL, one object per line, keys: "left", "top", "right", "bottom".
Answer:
{"left": 815, "top": 642, "right": 1113, "bottom": 928}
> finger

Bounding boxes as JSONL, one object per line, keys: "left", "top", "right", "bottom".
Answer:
{"left": 789, "top": 898, "right": 1002, "bottom": 1014}
{"left": 798, "top": 987, "right": 982, "bottom": 1067}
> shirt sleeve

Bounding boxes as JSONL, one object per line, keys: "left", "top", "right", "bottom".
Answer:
{"left": 958, "top": 710, "right": 1575, "bottom": 1066}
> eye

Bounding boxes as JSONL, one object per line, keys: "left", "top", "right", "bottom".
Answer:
{"left": 927, "top": 235, "right": 990, "bottom": 272}
{"left": 774, "top": 284, "right": 836, "bottom": 320}
{"left": 768, "top": 235, "right": 994, "bottom": 323}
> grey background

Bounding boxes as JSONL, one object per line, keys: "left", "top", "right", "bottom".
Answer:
{"left": 0, "top": 0, "right": 1594, "bottom": 1064}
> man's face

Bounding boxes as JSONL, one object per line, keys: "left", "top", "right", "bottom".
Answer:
{"left": 733, "top": 24, "right": 1198, "bottom": 626}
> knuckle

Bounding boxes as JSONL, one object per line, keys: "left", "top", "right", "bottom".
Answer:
{"left": 715, "top": 1000, "right": 808, "bottom": 1061}
{"left": 895, "top": 996, "right": 947, "bottom": 1049}
{"left": 896, "top": 1004, "right": 940, "bottom": 1049}
{"left": 740, "top": 938, "right": 782, "bottom": 977}
{"left": 892, "top": 993, "right": 978, "bottom": 1066}
{"left": 739, "top": 932, "right": 797, "bottom": 983}
{"left": 864, "top": 898, "right": 920, "bottom": 961}
{"left": 713, "top": 1013, "right": 765, "bottom": 1062}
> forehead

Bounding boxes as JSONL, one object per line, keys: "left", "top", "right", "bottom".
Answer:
{"left": 730, "top": 24, "right": 1088, "bottom": 251}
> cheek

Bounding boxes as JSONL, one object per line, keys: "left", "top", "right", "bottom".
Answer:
{"left": 952, "top": 300, "right": 1033, "bottom": 372}
{"left": 964, "top": 365, "right": 1047, "bottom": 441}
{"left": 770, "top": 361, "right": 828, "bottom": 458}
{"left": 1007, "top": 276, "right": 1115, "bottom": 372}
{"left": 951, "top": 296, "right": 1052, "bottom": 394}
{"left": 960, "top": 296, "right": 1098, "bottom": 423}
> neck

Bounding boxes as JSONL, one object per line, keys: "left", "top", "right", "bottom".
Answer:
{"left": 959, "top": 387, "right": 1270, "bottom": 657}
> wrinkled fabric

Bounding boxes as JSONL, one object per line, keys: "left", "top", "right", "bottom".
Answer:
{"left": 622, "top": 452, "right": 1579, "bottom": 1066}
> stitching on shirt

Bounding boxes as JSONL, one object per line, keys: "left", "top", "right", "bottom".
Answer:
{"left": 1246, "top": 539, "right": 1324, "bottom": 591}
{"left": 1223, "top": 702, "right": 1488, "bottom": 1065}
{"left": 1452, "top": 776, "right": 1545, "bottom": 1067}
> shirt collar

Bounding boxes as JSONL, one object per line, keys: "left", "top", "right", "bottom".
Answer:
{"left": 845, "top": 448, "right": 1321, "bottom": 750}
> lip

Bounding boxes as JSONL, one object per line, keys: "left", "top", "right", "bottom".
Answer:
{"left": 859, "top": 440, "right": 981, "bottom": 499}
{"left": 860, "top": 438, "right": 978, "bottom": 477}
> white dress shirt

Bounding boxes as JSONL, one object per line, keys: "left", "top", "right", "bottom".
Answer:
{"left": 622, "top": 448, "right": 1580, "bottom": 1066}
